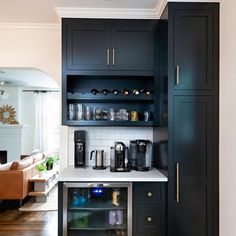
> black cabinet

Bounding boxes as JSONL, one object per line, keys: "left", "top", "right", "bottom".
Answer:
{"left": 133, "top": 182, "right": 166, "bottom": 236}
{"left": 172, "top": 9, "right": 214, "bottom": 90}
{"left": 63, "top": 19, "right": 156, "bottom": 72}
{"left": 111, "top": 23, "right": 154, "bottom": 70}
{"left": 164, "top": 3, "right": 219, "bottom": 236}
{"left": 172, "top": 96, "right": 213, "bottom": 236}
{"left": 65, "top": 22, "right": 111, "bottom": 70}
{"left": 62, "top": 19, "right": 161, "bottom": 127}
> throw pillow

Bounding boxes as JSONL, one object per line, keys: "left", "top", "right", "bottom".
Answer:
{"left": 0, "top": 162, "right": 13, "bottom": 171}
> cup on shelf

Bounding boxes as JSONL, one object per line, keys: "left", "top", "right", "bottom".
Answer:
{"left": 68, "top": 104, "right": 75, "bottom": 120}
{"left": 75, "top": 104, "right": 84, "bottom": 120}
{"left": 94, "top": 108, "right": 103, "bottom": 120}
{"left": 117, "top": 109, "right": 129, "bottom": 121}
{"left": 108, "top": 108, "right": 117, "bottom": 121}
{"left": 84, "top": 106, "right": 92, "bottom": 120}
{"left": 102, "top": 109, "right": 109, "bottom": 120}
{"left": 144, "top": 111, "right": 152, "bottom": 121}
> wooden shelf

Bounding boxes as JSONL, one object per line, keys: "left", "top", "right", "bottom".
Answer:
{"left": 29, "top": 181, "right": 57, "bottom": 197}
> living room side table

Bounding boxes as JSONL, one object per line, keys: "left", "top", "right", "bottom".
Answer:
{"left": 29, "top": 166, "right": 59, "bottom": 202}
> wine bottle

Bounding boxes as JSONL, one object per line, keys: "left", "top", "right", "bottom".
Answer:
{"left": 112, "top": 89, "right": 119, "bottom": 95}
{"left": 101, "top": 89, "right": 110, "bottom": 95}
{"left": 132, "top": 89, "right": 140, "bottom": 95}
{"left": 121, "top": 89, "right": 129, "bottom": 96}
{"left": 90, "top": 89, "right": 99, "bottom": 95}
{"left": 140, "top": 89, "right": 151, "bottom": 96}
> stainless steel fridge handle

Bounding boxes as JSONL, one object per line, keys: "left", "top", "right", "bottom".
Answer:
{"left": 176, "top": 162, "right": 180, "bottom": 203}
{"left": 87, "top": 183, "right": 110, "bottom": 187}
{"left": 176, "top": 65, "right": 180, "bottom": 85}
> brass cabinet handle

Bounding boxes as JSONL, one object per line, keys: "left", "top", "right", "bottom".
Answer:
{"left": 147, "top": 192, "right": 153, "bottom": 197}
{"left": 176, "top": 162, "right": 180, "bottom": 203}
{"left": 176, "top": 65, "right": 180, "bottom": 85}
{"left": 147, "top": 217, "right": 152, "bottom": 222}
{"left": 112, "top": 48, "right": 115, "bottom": 66}
{"left": 106, "top": 49, "right": 110, "bottom": 66}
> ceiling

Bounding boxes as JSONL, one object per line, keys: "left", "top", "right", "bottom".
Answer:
{"left": 0, "top": 0, "right": 160, "bottom": 23}
{"left": 0, "top": 68, "right": 58, "bottom": 89}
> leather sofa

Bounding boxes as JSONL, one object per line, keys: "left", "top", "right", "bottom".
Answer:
{"left": 0, "top": 153, "right": 45, "bottom": 200}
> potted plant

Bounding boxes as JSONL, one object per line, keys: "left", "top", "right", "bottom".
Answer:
{"left": 35, "top": 163, "right": 47, "bottom": 177}
{"left": 45, "top": 155, "right": 59, "bottom": 170}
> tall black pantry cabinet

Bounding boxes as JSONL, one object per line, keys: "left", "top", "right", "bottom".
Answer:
{"left": 160, "top": 3, "right": 219, "bottom": 236}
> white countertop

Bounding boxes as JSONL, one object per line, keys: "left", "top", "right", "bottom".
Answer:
{"left": 58, "top": 167, "right": 168, "bottom": 182}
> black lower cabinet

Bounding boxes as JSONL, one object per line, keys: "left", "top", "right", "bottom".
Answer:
{"left": 58, "top": 182, "right": 167, "bottom": 236}
{"left": 133, "top": 182, "right": 166, "bottom": 236}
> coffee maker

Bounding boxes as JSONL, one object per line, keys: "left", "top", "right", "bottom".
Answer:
{"left": 110, "top": 142, "right": 130, "bottom": 172}
{"left": 129, "top": 140, "right": 153, "bottom": 171}
{"left": 74, "top": 130, "right": 86, "bottom": 168}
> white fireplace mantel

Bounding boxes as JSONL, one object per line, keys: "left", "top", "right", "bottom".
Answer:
{"left": 0, "top": 124, "right": 26, "bottom": 162}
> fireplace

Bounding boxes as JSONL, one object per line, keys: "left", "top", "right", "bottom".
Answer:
{"left": 0, "top": 151, "right": 7, "bottom": 164}
{"left": 0, "top": 125, "right": 25, "bottom": 162}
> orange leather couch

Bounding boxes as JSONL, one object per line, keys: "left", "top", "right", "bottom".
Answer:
{"left": 0, "top": 153, "right": 45, "bottom": 200}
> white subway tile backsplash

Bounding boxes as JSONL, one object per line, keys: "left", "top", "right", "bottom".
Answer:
{"left": 68, "top": 127, "right": 153, "bottom": 167}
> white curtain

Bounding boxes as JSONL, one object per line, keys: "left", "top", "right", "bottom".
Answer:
{"left": 33, "top": 92, "right": 59, "bottom": 152}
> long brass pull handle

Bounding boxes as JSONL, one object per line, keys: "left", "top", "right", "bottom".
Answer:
{"left": 106, "top": 49, "right": 110, "bottom": 66}
{"left": 112, "top": 49, "right": 115, "bottom": 66}
{"left": 176, "top": 162, "right": 180, "bottom": 203}
{"left": 176, "top": 65, "right": 180, "bottom": 85}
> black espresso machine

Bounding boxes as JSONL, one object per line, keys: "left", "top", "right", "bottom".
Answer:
{"left": 129, "top": 140, "right": 153, "bottom": 171}
{"left": 110, "top": 142, "right": 130, "bottom": 172}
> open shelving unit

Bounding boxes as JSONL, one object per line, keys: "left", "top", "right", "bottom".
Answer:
{"left": 62, "top": 74, "right": 161, "bottom": 126}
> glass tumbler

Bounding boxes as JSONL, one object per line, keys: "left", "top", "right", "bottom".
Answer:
{"left": 68, "top": 104, "right": 75, "bottom": 120}
{"left": 84, "top": 106, "right": 92, "bottom": 120}
{"left": 76, "top": 104, "right": 84, "bottom": 120}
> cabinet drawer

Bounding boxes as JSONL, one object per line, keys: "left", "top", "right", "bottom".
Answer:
{"left": 134, "top": 183, "right": 162, "bottom": 204}
{"left": 136, "top": 204, "right": 162, "bottom": 235}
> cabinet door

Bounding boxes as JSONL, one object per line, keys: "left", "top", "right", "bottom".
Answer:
{"left": 133, "top": 183, "right": 166, "bottom": 236}
{"left": 111, "top": 23, "right": 154, "bottom": 71}
{"left": 171, "top": 96, "right": 213, "bottom": 236}
{"left": 172, "top": 9, "right": 214, "bottom": 90}
{"left": 65, "top": 23, "right": 111, "bottom": 70}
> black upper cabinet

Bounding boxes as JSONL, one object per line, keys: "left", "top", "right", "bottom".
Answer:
{"left": 111, "top": 24, "right": 154, "bottom": 70}
{"left": 171, "top": 7, "right": 215, "bottom": 90}
{"left": 66, "top": 23, "right": 111, "bottom": 70}
{"left": 63, "top": 19, "right": 156, "bottom": 72}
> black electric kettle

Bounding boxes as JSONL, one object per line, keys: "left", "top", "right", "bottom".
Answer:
{"left": 90, "top": 150, "right": 106, "bottom": 170}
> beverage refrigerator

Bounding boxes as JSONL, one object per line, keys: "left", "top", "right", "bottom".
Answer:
{"left": 62, "top": 182, "right": 132, "bottom": 236}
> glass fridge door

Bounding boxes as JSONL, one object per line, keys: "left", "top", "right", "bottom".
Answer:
{"left": 63, "top": 183, "right": 132, "bottom": 236}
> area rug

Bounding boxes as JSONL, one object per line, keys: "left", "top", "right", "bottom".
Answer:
{"left": 18, "top": 185, "right": 58, "bottom": 212}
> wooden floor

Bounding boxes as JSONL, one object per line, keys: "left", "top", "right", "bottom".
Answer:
{"left": 0, "top": 209, "right": 58, "bottom": 236}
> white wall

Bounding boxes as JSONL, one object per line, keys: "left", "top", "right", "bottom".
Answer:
{"left": 0, "top": 24, "right": 61, "bottom": 85}
{"left": 220, "top": 0, "right": 236, "bottom": 235}
{"left": 0, "top": 24, "right": 69, "bottom": 169}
